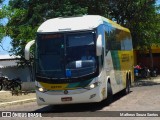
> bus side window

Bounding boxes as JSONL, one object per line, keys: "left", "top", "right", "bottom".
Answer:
{"left": 105, "top": 29, "right": 122, "bottom": 51}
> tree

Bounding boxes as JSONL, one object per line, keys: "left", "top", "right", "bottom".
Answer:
{"left": 0, "top": 0, "right": 4, "bottom": 39}
{"left": 129, "top": 0, "right": 160, "bottom": 68}
{"left": 106, "top": 0, "right": 160, "bottom": 68}
{"left": 1, "top": 0, "right": 160, "bottom": 68}
{"left": 4, "top": 0, "right": 88, "bottom": 58}
{"left": 0, "top": 0, "right": 6, "bottom": 50}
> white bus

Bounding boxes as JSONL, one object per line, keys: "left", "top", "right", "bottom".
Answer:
{"left": 25, "top": 15, "right": 134, "bottom": 105}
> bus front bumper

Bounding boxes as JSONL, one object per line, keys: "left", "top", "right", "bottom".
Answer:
{"left": 36, "top": 87, "right": 104, "bottom": 105}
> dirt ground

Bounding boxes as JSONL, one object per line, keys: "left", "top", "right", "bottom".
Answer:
{"left": 0, "top": 91, "right": 36, "bottom": 103}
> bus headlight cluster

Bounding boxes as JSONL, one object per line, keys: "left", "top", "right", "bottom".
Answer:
{"left": 36, "top": 86, "right": 47, "bottom": 92}
{"left": 85, "top": 82, "right": 100, "bottom": 90}
{"left": 39, "top": 88, "right": 44, "bottom": 92}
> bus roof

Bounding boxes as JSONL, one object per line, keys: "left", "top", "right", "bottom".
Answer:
{"left": 37, "top": 15, "right": 130, "bottom": 33}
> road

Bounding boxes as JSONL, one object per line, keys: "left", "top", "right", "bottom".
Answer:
{"left": 0, "top": 84, "right": 160, "bottom": 120}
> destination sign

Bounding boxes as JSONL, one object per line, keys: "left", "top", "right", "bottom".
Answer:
{"left": 41, "top": 34, "right": 63, "bottom": 40}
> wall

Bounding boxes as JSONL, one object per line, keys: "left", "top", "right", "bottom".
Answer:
{"left": 21, "top": 82, "right": 35, "bottom": 91}
{"left": 0, "top": 67, "right": 31, "bottom": 82}
{"left": 136, "top": 50, "right": 160, "bottom": 74}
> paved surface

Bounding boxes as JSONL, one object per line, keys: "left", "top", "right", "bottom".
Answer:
{"left": 1, "top": 84, "right": 160, "bottom": 120}
{"left": 133, "top": 76, "right": 160, "bottom": 87}
{"left": 0, "top": 76, "right": 160, "bottom": 108}
{"left": 0, "top": 91, "right": 36, "bottom": 108}
{"left": 0, "top": 77, "right": 160, "bottom": 120}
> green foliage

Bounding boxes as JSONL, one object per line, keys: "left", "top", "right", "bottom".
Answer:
{"left": 131, "top": 0, "right": 160, "bottom": 49}
{"left": 2, "top": 0, "right": 89, "bottom": 66}
{"left": 0, "top": 0, "right": 160, "bottom": 67}
{"left": 0, "top": 6, "right": 5, "bottom": 40}
{"left": 0, "top": 4, "right": 9, "bottom": 42}
{"left": 0, "top": 24, "right": 4, "bottom": 41}
{"left": 104, "top": 0, "right": 160, "bottom": 49}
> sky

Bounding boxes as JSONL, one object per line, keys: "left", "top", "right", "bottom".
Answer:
{"left": 0, "top": 0, "right": 160, "bottom": 55}
{"left": 0, "top": 0, "right": 10, "bottom": 55}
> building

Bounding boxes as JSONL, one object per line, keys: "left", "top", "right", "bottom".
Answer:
{"left": 0, "top": 55, "right": 34, "bottom": 90}
{"left": 134, "top": 45, "right": 160, "bottom": 74}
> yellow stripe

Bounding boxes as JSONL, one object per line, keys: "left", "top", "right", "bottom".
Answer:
{"left": 102, "top": 17, "right": 130, "bottom": 33}
{"left": 39, "top": 82, "right": 68, "bottom": 90}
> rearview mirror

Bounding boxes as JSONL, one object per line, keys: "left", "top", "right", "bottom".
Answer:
{"left": 24, "top": 40, "right": 35, "bottom": 60}
{"left": 96, "top": 34, "right": 102, "bottom": 56}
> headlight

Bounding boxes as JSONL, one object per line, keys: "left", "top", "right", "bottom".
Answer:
{"left": 36, "top": 86, "right": 47, "bottom": 92}
{"left": 90, "top": 84, "right": 95, "bottom": 89}
{"left": 39, "top": 88, "right": 44, "bottom": 92}
{"left": 85, "top": 82, "right": 100, "bottom": 90}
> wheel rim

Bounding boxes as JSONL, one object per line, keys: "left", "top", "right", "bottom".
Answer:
{"left": 0, "top": 84, "right": 3, "bottom": 90}
{"left": 13, "top": 83, "right": 21, "bottom": 90}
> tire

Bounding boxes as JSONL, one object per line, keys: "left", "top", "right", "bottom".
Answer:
{"left": 122, "top": 75, "right": 130, "bottom": 95}
{"left": 153, "top": 70, "right": 157, "bottom": 77}
{"left": 12, "top": 82, "right": 21, "bottom": 91}
{"left": 141, "top": 70, "right": 147, "bottom": 78}
{"left": 126, "top": 75, "right": 130, "bottom": 94}
{"left": 0, "top": 83, "right": 3, "bottom": 91}
{"left": 106, "top": 82, "right": 113, "bottom": 104}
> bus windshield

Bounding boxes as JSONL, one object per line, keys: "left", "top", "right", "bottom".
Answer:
{"left": 36, "top": 31, "right": 97, "bottom": 79}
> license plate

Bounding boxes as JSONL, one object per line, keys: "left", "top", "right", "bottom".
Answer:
{"left": 61, "top": 97, "right": 72, "bottom": 102}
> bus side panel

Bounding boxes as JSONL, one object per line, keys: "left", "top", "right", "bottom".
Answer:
{"left": 97, "top": 24, "right": 122, "bottom": 95}
{"left": 103, "top": 22, "right": 134, "bottom": 93}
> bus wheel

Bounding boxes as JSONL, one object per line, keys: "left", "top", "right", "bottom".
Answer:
{"left": 106, "top": 82, "right": 113, "bottom": 104}
{"left": 122, "top": 75, "right": 130, "bottom": 95}
{"left": 0, "top": 83, "right": 3, "bottom": 91}
{"left": 125, "top": 75, "right": 130, "bottom": 94}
